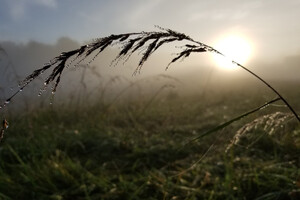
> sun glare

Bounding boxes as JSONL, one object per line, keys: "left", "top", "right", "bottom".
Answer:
{"left": 212, "top": 35, "right": 252, "bottom": 70}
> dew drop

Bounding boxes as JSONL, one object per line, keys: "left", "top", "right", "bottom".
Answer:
{"left": 5, "top": 100, "right": 10, "bottom": 104}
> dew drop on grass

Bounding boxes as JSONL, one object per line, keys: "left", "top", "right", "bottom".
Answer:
{"left": 50, "top": 93, "right": 55, "bottom": 105}
{"left": 39, "top": 89, "right": 43, "bottom": 93}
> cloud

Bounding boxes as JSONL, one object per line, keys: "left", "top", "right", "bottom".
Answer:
{"left": 9, "top": 1, "right": 26, "bottom": 20}
{"left": 7, "top": 0, "right": 57, "bottom": 21}
{"left": 33, "top": 0, "right": 57, "bottom": 8}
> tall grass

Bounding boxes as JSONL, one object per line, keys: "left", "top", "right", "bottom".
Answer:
{"left": 0, "top": 27, "right": 299, "bottom": 142}
{"left": 0, "top": 89, "right": 298, "bottom": 199}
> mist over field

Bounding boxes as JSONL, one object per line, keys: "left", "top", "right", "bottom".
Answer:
{"left": 0, "top": 36, "right": 299, "bottom": 106}
{"left": 0, "top": 1, "right": 300, "bottom": 199}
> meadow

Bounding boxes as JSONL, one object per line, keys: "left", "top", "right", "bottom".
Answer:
{"left": 0, "top": 76, "right": 299, "bottom": 200}
{"left": 0, "top": 28, "right": 300, "bottom": 200}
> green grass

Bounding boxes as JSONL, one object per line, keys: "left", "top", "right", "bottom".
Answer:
{"left": 0, "top": 83, "right": 299, "bottom": 200}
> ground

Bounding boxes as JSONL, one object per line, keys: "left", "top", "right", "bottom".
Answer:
{"left": 0, "top": 79, "right": 299, "bottom": 200}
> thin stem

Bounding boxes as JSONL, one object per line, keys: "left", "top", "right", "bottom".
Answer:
{"left": 188, "top": 97, "right": 281, "bottom": 144}
{"left": 0, "top": 129, "right": 4, "bottom": 142}
{"left": 234, "top": 62, "right": 300, "bottom": 122}
{"left": 1, "top": 28, "right": 298, "bottom": 124}
{"left": 186, "top": 37, "right": 300, "bottom": 122}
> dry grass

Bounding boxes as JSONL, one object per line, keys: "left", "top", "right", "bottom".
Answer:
{"left": 226, "top": 112, "right": 294, "bottom": 152}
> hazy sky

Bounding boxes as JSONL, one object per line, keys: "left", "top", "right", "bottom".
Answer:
{"left": 1, "top": 0, "right": 300, "bottom": 108}
{"left": 1, "top": 0, "right": 300, "bottom": 61}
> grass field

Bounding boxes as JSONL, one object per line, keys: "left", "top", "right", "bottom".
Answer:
{"left": 0, "top": 79, "right": 299, "bottom": 200}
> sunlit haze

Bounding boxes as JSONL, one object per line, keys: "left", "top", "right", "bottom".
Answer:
{"left": 1, "top": 0, "right": 300, "bottom": 79}
{"left": 213, "top": 34, "right": 252, "bottom": 70}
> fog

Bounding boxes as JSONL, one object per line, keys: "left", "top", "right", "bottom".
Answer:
{"left": 2, "top": 0, "right": 300, "bottom": 105}
{"left": 0, "top": 37, "right": 299, "bottom": 111}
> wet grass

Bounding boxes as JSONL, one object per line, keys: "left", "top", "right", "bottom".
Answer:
{"left": 0, "top": 84, "right": 299, "bottom": 200}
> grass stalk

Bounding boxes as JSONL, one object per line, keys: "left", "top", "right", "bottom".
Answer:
{"left": 187, "top": 97, "right": 281, "bottom": 144}
{"left": 0, "top": 26, "right": 298, "bottom": 125}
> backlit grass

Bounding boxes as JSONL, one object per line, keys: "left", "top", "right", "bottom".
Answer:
{"left": 0, "top": 83, "right": 299, "bottom": 200}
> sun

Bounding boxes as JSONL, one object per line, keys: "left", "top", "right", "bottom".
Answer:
{"left": 212, "top": 35, "right": 252, "bottom": 70}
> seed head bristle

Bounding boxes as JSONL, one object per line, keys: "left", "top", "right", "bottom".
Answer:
{"left": 226, "top": 112, "right": 293, "bottom": 152}
{"left": 1, "top": 26, "right": 299, "bottom": 125}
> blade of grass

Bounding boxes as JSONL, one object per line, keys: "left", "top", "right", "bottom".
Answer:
{"left": 185, "top": 97, "right": 281, "bottom": 145}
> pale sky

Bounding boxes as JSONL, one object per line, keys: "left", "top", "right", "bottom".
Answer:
{"left": 1, "top": 0, "right": 300, "bottom": 61}
{"left": 1, "top": 0, "right": 300, "bottom": 108}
